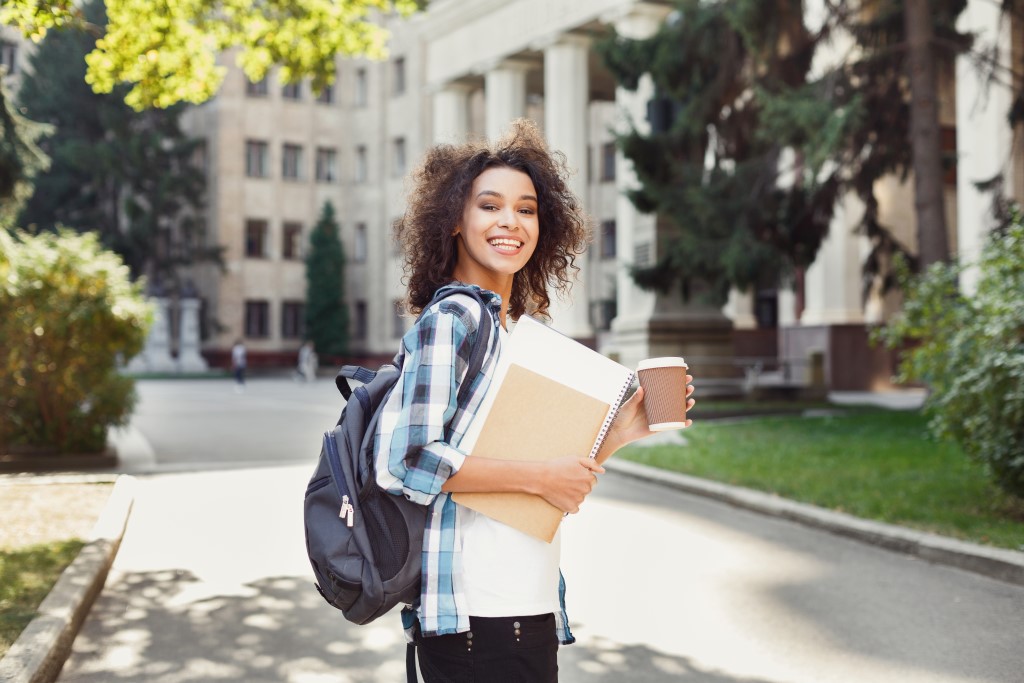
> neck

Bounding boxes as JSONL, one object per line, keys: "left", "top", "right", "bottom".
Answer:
{"left": 450, "top": 271, "right": 512, "bottom": 329}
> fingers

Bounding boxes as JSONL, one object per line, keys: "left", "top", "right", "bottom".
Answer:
{"left": 578, "top": 457, "right": 605, "bottom": 475}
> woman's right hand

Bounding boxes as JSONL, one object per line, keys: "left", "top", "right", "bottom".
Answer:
{"left": 533, "top": 456, "right": 605, "bottom": 514}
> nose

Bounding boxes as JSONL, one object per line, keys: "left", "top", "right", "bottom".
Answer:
{"left": 498, "top": 207, "right": 519, "bottom": 230}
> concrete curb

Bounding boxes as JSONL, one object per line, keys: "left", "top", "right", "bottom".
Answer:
{"left": 0, "top": 475, "right": 136, "bottom": 683}
{"left": 606, "top": 459, "right": 1024, "bottom": 587}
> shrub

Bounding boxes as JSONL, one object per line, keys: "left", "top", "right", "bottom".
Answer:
{"left": 878, "top": 208, "right": 1024, "bottom": 499}
{"left": 0, "top": 228, "right": 150, "bottom": 454}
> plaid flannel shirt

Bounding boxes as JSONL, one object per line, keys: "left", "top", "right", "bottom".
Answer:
{"left": 374, "top": 283, "right": 575, "bottom": 645}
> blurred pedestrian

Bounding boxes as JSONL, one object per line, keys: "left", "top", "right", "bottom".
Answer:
{"left": 231, "top": 339, "right": 247, "bottom": 392}
{"left": 296, "top": 341, "right": 318, "bottom": 382}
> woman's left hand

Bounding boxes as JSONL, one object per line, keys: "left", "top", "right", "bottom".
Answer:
{"left": 598, "top": 375, "right": 695, "bottom": 462}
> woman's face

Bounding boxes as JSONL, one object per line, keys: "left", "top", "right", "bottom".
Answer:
{"left": 452, "top": 166, "right": 539, "bottom": 290}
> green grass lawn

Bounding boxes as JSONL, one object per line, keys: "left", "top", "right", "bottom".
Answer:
{"left": 620, "top": 408, "right": 1024, "bottom": 550}
{"left": 0, "top": 540, "right": 84, "bottom": 657}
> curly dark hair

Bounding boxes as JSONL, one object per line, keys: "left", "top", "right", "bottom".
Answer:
{"left": 394, "top": 119, "right": 591, "bottom": 319}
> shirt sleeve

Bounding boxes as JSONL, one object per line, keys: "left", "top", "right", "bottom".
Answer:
{"left": 374, "top": 304, "right": 477, "bottom": 506}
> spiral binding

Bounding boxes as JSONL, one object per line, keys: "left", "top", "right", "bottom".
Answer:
{"left": 588, "top": 372, "right": 636, "bottom": 459}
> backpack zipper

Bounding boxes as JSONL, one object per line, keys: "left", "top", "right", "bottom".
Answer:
{"left": 324, "top": 430, "right": 356, "bottom": 527}
{"left": 339, "top": 495, "right": 354, "bottom": 527}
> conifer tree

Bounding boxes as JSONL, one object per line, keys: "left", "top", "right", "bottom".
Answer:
{"left": 596, "top": 0, "right": 1013, "bottom": 303}
{"left": 304, "top": 201, "right": 349, "bottom": 357}
{"left": 16, "top": 0, "right": 215, "bottom": 287}
{"left": 0, "top": 72, "right": 50, "bottom": 227}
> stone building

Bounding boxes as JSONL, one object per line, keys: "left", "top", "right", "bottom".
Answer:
{"left": 5, "top": 1, "right": 1021, "bottom": 387}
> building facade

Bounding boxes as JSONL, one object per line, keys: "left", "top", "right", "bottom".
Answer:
{"left": 6, "top": 1, "right": 1021, "bottom": 387}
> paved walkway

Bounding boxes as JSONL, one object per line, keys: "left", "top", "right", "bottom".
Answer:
{"left": 51, "top": 379, "right": 1024, "bottom": 682}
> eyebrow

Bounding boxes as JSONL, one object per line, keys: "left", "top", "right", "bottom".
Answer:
{"left": 475, "top": 190, "right": 538, "bottom": 202}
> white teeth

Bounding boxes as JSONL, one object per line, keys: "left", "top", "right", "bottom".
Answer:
{"left": 489, "top": 238, "right": 523, "bottom": 249}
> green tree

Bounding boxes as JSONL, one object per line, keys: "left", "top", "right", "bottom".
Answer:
{"left": 16, "top": 0, "right": 216, "bottom": 288}
{"left": 0, "top": 228, "right": 150, "bottom": 454}
{"left": 877, "top": 207, "right": 1024, "bottom": 499}
{"left": 1, "top": 0, "right": 425, "bottom": 110}
{"left": 304, "top": 201, "right": 349, "bottom": 357}
{"left": 595, "top": 0, "right": 1015, "bottom": 304}
{"left": 0, "top": 72, "right": 50, "bottom": 227}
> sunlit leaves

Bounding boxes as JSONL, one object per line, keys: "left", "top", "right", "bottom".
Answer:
{"left": 3, "top": 0, "right": 424, "bottom": 110}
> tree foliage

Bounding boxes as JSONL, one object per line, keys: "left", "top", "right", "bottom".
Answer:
{"left": 0, "top": 228, "right": 150, "bottom": 454}
{"left": 596, "top": 0, "right": 990, "bottom": 305}
{"left": 16, "top": 0, "right": 216, "bottom": 289}
{"left": 0, "top": 72, "right": 51, "bottom": 227}
{"left": 1, "top": 0, "right": 425, "bottom": 110}
{"left": 877, "top": 206, "right": 1024, "bottom": 499}
{"left": 304, "top": 201, "right": 349, "bottom": 357}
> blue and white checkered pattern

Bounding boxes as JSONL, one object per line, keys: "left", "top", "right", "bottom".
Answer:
{"left": 375, "top": 283, "right": 575, "bottom": 645}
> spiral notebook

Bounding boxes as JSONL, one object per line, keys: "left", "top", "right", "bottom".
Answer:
{"left": 453, "top": 315, "right": 635, "bottom": 542}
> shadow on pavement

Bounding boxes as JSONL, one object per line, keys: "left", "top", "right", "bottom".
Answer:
{"left": 560, "top": 636, "right": 777, "bottom": 682}
{"left": 62, "top": 568, "right": 774, "bottom": 683}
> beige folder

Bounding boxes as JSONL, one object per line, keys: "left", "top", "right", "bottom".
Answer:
{"left": 452, "top": 316, "right": 634, "bottom": 542}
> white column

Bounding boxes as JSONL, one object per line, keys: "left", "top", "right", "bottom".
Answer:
{"left": 543, "top": 34, "right": 592, "bottom": 338}
{"left": 724, "top": 288, "right": 758, "bottom": 329}
{"left": 801, "top": 192, "right": 868, "bottom": 325}
{"left": 125, "top": 296, "right": 177, "bottom": 373}
{"left": 177, "top": 297, "right": 209, "bottom": 372}
{"left": 956, "top": 3, "right": 1016, "bottom": 295}
{"left": 606, "top": 5, "right": 670, "bottom": 368}
{"left": 484, "top": 60, "right": 530, "bottom": 141}
{"left": 432, "top": 82, "right": 472, "bottom": 144}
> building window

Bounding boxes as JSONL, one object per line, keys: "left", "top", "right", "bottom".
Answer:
{"left": 354, "top": 68, "right": 368, "bottom": 107}
{"left": 245, "top": 77, "right": 268, "bottom": 97}
{"left": 1, "top": 41, "right": 18, "bottom": 75}
{"left": 282, "top": 301, "right": 305, "bottom": 339}
{"left": 316, "top": 84, "right": 334, "bottom": 104}
{"left": 245, "top": 219, "right": 269, "bottom": 258}
{"left": 245, "top": 140, "right": 269, "bottom": 178}
{"left": 354, "top": 145, "right": 368, "bottom": 183}
{"left": 315, "top": 147, "right": 337, "bottom": 182}
{"left": 600, "top": 142, "right": 616, "bottom": 181}
{"left": 634, "top": 241, "right": 651, "bottom": 267}
{"left": 353, "top": 222, "right": 368, "bottom": 262}
{"left": 392, "top": 137, "right": 406, "bottom": 176}
{"left": 354, "top": 300, "right": 368, "bottom": 340}
{"left": 600, "top": 220, "right": 617, "bottom": 259}
{"left": 282, "top": 143, "right": 303, "bottom": 180}
{"left": 282, "top": 81, "right": 302, "bottom": 100}
{"left": 393, "top": 57, "right": 406, "bottom": 96}
{"left": 282, "top": 222, "right": 303, "bottom": 260}
{"left": 244, "top": 300, "right": 270, "bottom": 338}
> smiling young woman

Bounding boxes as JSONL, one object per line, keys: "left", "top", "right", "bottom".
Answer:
{"left": 378, "top": 119, "right": 695, "bottom": 682}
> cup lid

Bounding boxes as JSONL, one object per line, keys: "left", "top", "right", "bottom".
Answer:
{"left": 637, "top": 357, "right": 688, "bottom": 371}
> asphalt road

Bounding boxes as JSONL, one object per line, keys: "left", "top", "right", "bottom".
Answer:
{"left": 58, "top": 378, "right": 1024, "bottom": 682}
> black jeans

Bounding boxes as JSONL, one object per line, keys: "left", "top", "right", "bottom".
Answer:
{"left": 414, "top": 613, "right": 559, "bottom": 683}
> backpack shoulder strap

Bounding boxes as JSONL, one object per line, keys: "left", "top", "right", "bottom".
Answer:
{"left": 334, "top": 286, "right": 495, "bottom": 403}
{"left": 421, "top": 286, "right": 493, "bottom": 405}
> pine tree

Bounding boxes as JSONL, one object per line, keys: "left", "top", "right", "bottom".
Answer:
{"left": 0, "top": 71, "right": 50, "bottom": 227}
{"left": 596, "top": 0, "right": 990, "bottom": 303}
{"left": 305, "top": 201, "right": 349, "bottom": 357}
{"left": 15, "top": 0, "right": 214, "bottom": 287}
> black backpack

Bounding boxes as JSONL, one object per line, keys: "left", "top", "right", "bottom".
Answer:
{"left": 303, "top": 287, "right": 493, "bottom": 625}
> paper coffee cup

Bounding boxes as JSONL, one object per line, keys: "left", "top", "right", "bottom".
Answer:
{"left": 636, "top": 357, "right": 689, "bottom": 431}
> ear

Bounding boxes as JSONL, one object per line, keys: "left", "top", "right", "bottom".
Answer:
{"left": 451, "top": 225, "right": 461, "bottom": 236}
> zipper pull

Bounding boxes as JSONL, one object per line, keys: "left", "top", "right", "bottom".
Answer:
{"left": 339, "top": 495, "right": 355, "bottom": 528}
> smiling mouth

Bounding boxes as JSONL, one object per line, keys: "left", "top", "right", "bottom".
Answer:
{"left": 488, "top": 237, "right": 524, "bottom": 252}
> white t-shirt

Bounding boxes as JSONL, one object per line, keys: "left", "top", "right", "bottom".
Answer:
{"left": 458, "top": 325, "right": 562, "bottom": 617}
